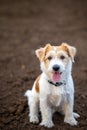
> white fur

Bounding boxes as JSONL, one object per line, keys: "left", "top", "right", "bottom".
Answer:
{"left": 25, "top": 45, "right": 80, "bottom": 128}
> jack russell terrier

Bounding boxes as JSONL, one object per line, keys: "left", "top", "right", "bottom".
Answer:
{"left": 25, "top": 43, "right": 80, "bottom": 128}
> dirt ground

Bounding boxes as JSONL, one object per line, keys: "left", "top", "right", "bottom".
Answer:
{"left": 0, "top": 0, "right": 87, "bottom": 130}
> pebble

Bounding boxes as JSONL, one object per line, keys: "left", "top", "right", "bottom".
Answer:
{"left": 81, "top": 95, "right": 86, "bottom": 99}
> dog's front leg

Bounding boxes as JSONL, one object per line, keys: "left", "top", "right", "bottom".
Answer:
{"left": 40, "top": 97, "right": 54, "bottom": 128}
{"left": 63, "top": 94, "right": 77, "bottom": 126}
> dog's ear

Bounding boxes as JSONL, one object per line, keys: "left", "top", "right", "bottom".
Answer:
{"left": 61, "top": 43, "right": 77, "bottom": 62}
{"left": 35, "top": 44, "right": 52, "bottom": 61}
{"left": 35, "top": 47, "right": 44, "bottom": 61}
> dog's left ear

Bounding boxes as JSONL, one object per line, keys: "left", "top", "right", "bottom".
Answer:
{"left": 61, "top": 43, "right": 77, "bottom": 62}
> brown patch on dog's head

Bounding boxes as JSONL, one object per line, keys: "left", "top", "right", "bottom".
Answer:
{"left": 35, "top": 43, "right": 76, "bottom": 64}
{"left": 35, "top": 43, "right": 52, "bottom": 61}
{"left": 35, "top": 43, "right": 76, "bottom": 63}
{"left": 61, "top": 43, "right": 76, "bottom": 62}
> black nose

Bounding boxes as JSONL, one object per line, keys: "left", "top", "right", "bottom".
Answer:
{"left": 53, "top": 64, "right": 60, "bottom": 71}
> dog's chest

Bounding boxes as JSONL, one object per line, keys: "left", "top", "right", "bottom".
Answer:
{"left": 47, "top": 86, "right": 66, "bottom": 107}
{"left": 48, "top": 86, "right": 70, "bottom": 107}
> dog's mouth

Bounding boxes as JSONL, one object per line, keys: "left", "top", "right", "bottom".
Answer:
{"left": 52, "top": 71, "right": 62, "bottom": 82}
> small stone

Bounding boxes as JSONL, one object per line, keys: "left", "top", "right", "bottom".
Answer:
{"left": 81, "top": 95, "right": 86, "bottom": 99}
{"left": 21, "top": 65, "right": 25, "bottom": 69}
{"left": 82, "top": 104, "right": 85, "bottom": 107}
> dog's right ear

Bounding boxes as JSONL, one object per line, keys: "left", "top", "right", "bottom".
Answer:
{"left": 35, "top": 44, "right": 52, "bottom": 61}
{"left": 35, "top": 47, "right": 45, "bottom": 61}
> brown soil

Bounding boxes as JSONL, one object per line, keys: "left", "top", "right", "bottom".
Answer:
{"left": 0, "top": 0, "right": 87, "bottom": 130}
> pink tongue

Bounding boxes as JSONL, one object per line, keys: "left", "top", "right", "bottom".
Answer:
{"left": 53, "top": 72, "right": 61, "bottom": 82}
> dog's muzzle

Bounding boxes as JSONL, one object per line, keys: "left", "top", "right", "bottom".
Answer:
{"left": 53, "top": 64, "right": 60, "bottom": 71}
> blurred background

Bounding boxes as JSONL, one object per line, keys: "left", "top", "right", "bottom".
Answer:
{"left": 0, "top": 0, "right": 87, "bottom": 130}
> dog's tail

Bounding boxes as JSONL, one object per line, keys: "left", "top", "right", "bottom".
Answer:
{"left": 24, "top": 90, "right": 32, "bottom": 98}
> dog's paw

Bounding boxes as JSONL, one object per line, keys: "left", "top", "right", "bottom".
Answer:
{"left": 40, "top": 120, "right": 54, "bottom": 128}
{"left": 30, "top": 116, "right": 39, "bottom": 124}
{"left": 73, "top": 112, "right": 80, "bottom": 119}
{"left": 64, "top": 116, "right": 77, "bottom": 126}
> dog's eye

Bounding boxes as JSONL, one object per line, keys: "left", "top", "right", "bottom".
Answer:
{"left": 47, "top": 56, "right": 52, "bottom": 60}
{"left": 60, "top": 55, "right": 65, "bottom": 60}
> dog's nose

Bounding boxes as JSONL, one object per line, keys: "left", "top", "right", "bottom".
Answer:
{"left": 53, "top": 64, "right": 60, "bottom": 71}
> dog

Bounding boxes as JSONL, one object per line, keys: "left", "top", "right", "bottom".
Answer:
{"left": 25, "top": 43, "right": 80, "bottom": 128}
